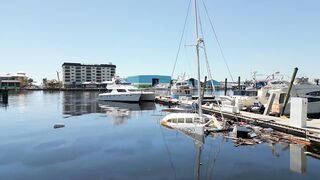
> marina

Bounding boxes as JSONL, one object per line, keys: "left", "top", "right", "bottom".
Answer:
{"left": 1, "top": 91, "right": 320, "bottom": 179}
{"left": 1, "top": 0, "right": 320, "bottom": 179}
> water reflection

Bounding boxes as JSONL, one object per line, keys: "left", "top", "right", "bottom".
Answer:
{"left": 290, "top": 144, "right": 307, "bottom": 174}
{"left": 168, "top": 126, "right": 319, "bottom": 179}
{"left": 98, "top": 101, "right": 156, "bottom": 111}
{"left": 62, "top": 92, "right": 156, "bottom": 117}
{"left": 98, "top": 101, "right": 156, "bottom": 126}
{"left": 63, "top": 92, "right": 102, "bottom": 116}
{"left": 164, "top": 128, "right": 205, "bottom": 180}
{"left": 2, "top": 91, "right": 320, "bottom": 179}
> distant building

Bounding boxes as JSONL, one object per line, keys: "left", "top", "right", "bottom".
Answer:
{"left": 0, "top": 72, "right": 28, "bottom": 89}
{"left": 206, "top": 79, "right": 221, "bottom": 88}
{"left": 62, "top": 62, "right": 116, "bottom": 88}
{"left": 126, "top": 75, "right": 171, "bottom": 88}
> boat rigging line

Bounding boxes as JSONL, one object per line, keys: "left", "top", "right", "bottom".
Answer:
{"left": 206, "top": 137, "right": 225, "bottom": 180}
{"left": 160, "top": 121, "right": 178, "bottom": 180}
{"left": 201, "top": 0, "right": 235, "bottom": 83}
{"left": 197, "top": 3, "right": 226, "bottom": 126}
{"left": 171, "top": 0, "right": 192, "bottom": 79}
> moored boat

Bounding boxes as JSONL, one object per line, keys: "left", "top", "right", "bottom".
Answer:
{"left": 98, "top": 77, "right": 155, "bottom": 102}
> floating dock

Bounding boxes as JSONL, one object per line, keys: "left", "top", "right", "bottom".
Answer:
{"left": 155, "top": 95, "right": 216, "bottom": 106}
{"left": 202, "top": 105, "right": 320, "bottom": 144}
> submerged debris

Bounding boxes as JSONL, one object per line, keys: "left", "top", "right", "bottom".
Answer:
{"left": 233, "top": 138, "right": 258, "bottom": 147}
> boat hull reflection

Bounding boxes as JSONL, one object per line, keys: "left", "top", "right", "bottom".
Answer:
{"left": 98, "top": 101, "right": 156, "bottom": 111}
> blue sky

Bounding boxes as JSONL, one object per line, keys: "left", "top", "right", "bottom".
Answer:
{"left": 0, "top": 0, "right": 319, "bottom": 83}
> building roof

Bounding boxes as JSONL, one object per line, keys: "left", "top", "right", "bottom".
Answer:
{"left": 127, "top": 75, "right": 171, "bottom": 78}
{"left": 0, "top": 75, "right": 13, "bottom": 78}
{"left": 0, "top": 80, "right": 21, "bottom": 83}
{"left": 0, "top": 72, "right": 27, "bottom": 78}
{"left": 62, "top": 62, "right": 116, "bottom": 68}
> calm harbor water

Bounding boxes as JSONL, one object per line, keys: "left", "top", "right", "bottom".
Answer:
{"left": 1, "top": 91, "right": 320, "bottom": 180}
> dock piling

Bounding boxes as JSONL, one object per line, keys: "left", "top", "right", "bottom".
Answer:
{"left": 224, "top": 78, "right": 227, "bottom": 96}
{"left": 281, "top": 67, "right": 298, "bottom": 116}
{"left": 201, "top": 76, "right": 207, "bottom": 102}
{"left": 1, "top": 89, "right": 9, "bottom": 104}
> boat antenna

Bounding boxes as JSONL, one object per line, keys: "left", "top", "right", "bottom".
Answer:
{"left": 194, "top": 0, "right": 202, "bottom": 118}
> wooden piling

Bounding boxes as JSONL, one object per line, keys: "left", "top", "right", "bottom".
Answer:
{"left": 1, "top": 89, "right": 9, "bottom": 104}
{"left": 224, "top": 78, "right": 227, "bottom": 96}
{"left": 281, "top": 67, "right": 298, "bottom": 116}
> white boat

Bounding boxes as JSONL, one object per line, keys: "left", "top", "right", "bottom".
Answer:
{"left": 161, "top": 113, "right": 223, "bottom": 132}
{"left": 230, "top": 77, "right": 320, "bottom": 117}
{"left": 284, "top": 78, "right": 320, "bottom": 117}
{"left": 98, "top": 88, "right": 141, "bottom": 102}
{"left": 98, "top": 77, "right": 155, "bottom": 102}
{"left": 170, "top": 75, "right": 195, "bottom": 96}
{"left": 133, "top": 90, "right": 155, "bottom": 101}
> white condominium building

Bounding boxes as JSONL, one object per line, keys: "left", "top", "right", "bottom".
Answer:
{"left": 62, "top": 62, "right": 116, "bottom": 87}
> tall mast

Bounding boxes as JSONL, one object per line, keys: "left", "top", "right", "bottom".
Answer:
{"left": 193, "top": 0, "right": 202, "bottom": 117}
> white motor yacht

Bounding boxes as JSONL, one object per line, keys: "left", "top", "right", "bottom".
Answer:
{"left": 170, "top": 75, "right": 196, "bottom": 96}
{"left": 229, "top": 77, "right": 320, "bottom": 117}
{"left": 129, "top": 89, "right": 155, "bottom": 101}
{"left": 98, "top": 77, "right": 155, "bottom": 102}
{"left": 98, "top": 86, "right": 141, "bottom": 102}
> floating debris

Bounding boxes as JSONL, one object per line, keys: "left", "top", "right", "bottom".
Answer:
{"left": 236, "top": 126, "right": 252, "bottom": 138}
{"left": 264, "top": 128, "right": 274, "bottom": 133}
{"left": 54, "top": 124, "right": 65, "bottom": 129}
{"left": 224, "top": 125, "right": 311, "bottom": 147}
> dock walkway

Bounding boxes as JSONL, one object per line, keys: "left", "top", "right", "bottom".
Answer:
{"left": 202, "top": 105, "right": 320, "bottom": 143}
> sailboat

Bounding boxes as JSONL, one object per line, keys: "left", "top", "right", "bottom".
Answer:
{"left": 160, "top": 0, "right": 224, "bottom": 134}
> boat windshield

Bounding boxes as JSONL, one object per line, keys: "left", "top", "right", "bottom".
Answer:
{"left": 233, "top": 90, "right": 258, "bottom": 96}
{"left": 117, "top": 89, "right": 127, "bottom": 92}
{"left": 306, "top": 91, "right": 320, "bottom": 96}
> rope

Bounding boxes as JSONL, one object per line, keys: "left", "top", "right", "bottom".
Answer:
{"left": 201, "top": 0, "right": 235, "bottom": 83}
{"left": 206, "top": 137, "right": 225, "bottom": 180}
{"left": 198, "top": 7, "right": 226, "bottom": 125}
{"left": 171, "top": 0, "right": 192, "bottom": 78}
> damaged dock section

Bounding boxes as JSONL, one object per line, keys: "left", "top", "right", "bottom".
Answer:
{"left": 202, "top": 105, "right": 320, "bottom": 144}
